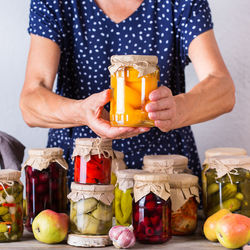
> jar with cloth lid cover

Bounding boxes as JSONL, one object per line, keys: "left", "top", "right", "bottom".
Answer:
{"left": 73, "top": 138, "right": 113, "bottom": 185}
{"left": 133, "top": 173, "right": 171, "bottom": 244}
{"left": 68, "top": 182, "right": 114, "bottom": 235}
{"left": 0, "top": 169, "right": 23, "bottom": 242}
{"left": 143, "top": 154, "right": 191, "bottom": 174}
{"left": 203, "top": 155, "right": 250, "bottom": 217}
{"left": 109, "top": 55, "right": 159, "bottom": 127}
{"left": 23, "top": 148, "right": 68, "bottom": 232}
{"left": 168, "top": 174, "right": 200, "bottom": 235}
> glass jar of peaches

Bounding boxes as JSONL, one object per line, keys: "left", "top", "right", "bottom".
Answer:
{"left": 133, "top": 173, "right": 171, "bottom": 244}
{"left": 72, "top": 138, "right": 113, "bottom": 185}
{"left": 23, "top": 148, "right": 68, "bottom": 232}
{"left": 109, "top": 55, "right": 159, "bottom": 127}
{"left": 168, "top": 174, "right": 200, "bottom": 235}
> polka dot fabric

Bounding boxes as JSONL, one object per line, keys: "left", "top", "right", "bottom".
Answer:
{"left": 28, "top": 0, "right": 213, "bottom": 186}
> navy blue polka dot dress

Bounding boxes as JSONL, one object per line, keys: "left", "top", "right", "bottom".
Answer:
{"left": 28, "top": 0, "right": 213, "bottom": 186}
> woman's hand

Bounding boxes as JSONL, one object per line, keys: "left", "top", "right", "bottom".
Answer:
{"left": 145, "top": 86, "right": 177, "bottom": 132}
{"left": 82, "top": 89, "right": 150, "bottom": 139}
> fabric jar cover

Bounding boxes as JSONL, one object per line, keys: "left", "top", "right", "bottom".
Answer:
{"left": 111, "top": 150, "right": 127, "bottom": 174}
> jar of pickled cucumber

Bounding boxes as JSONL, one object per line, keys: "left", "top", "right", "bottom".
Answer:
{"left": 23, "top": 148, "right": 68, "bottom": 232}
{"left": 0, "top": 169, "right": 23, "bottom": 242}
{"left": 168, "top": 174, "right": 200, "bottom": 235}
{"left": 109, "top": 55, "right": 159, "bottom": 127}
{"left": 203, "top": 155, "right": 250, "bottom": 217}
{"left": 115, "top": 169, "right": 147, "bottom": 226}
{"left": 68, "top": 182, "right": 114, "bottom": 235}
{"left": 73, "top": 138, "right": 113, "bottom": 185}
{"left": 143, "top": 154, "right": 191, "bottom": 174}
{"left": 133, "top": 173, "right": 171, "bottom": 244}
{"left": 111, "top": 151, "right": 127, "bottom": 186}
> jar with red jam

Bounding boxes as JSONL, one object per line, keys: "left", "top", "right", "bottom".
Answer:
{"left": 169, "top": 174, "right": 200, "bottom": 235}
{"left": 23, "top": 148, "right": 68, "bottom": 232}
{"left": 72, "top": 138, "right": 113, "bottom": 184}
{"left": 133, "top": 173, "right": 171, "bottom": 244}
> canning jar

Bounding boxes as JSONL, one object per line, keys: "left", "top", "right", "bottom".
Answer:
{"left": 109, "top": 55, "right": 159, "bottom": 127}
{"left": 169, "top": 174, "right": 200, "bottom": 235}
{"left": 23, "top": 148, "right": 68, "bottom": 232}
{"left": 143, "top": 154, "right": 191, "bottom": 174}
{"left": 203, "top": 155, "right": 250, "bottom": 217}
{"left": 133, "top": 173, "right": 171, "bottom": 244}
{"left": 68, "top": 182, "right": 114, "bottom": 235}
{"left": 73, "top": 138, "right": 113, "bottom": 185}
{"left": 115, "top": 169, "right": 147, "bottom": 226}
{"left": 0, "top": 169, "right": 23, "bottom": 242}
{"left": 111, "top": 151, "right": 127, "bottom": 186}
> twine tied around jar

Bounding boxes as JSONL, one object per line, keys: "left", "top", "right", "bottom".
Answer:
{"left": 0, "top": 180, "right": 14, "bottom": 197}
{"left": 95, "top": 138, "right": 112, "bottom": 159}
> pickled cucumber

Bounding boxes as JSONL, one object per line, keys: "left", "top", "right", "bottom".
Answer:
{"left": 0, "top": 223, "right": 8, "bottom": 233}
{"left": 207, "top": 183, "right": 219, "bottom": 196}
{"left": 0, "top": 207, "right": 8, "bottom": 216}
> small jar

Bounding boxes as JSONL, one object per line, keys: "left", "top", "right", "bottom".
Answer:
{"left": 133, "top": 173, "right": 171, "bottom": 244}
{"left": 23, "top": 148, "right": 68, "bottom": 232}
{"left": 111, "top": 151, "right": 127, "bottom": 186}
{"left": 109, "top": 55, "right": 159, "bottom": 127}
{"left": 0, "top": 170, "right": 23, "bottom": 242}
{"left": 68, "top": 182, "right": 114, "bottom": 235}
{"left": 115, "top": 169, "right": 147, "bottom": 226}
{"left": 168, "top": 174, "right": 200, "bottom": 235}
{"left": 73, "top": 138, "right": 113, "bottom": 184}
{"left": 143, "top": 154, "right": 191, "bottom": 174}
{"left": 203, "top": 155, "right": 250, "bottom": 217}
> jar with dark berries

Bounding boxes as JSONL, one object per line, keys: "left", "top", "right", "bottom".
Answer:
{"left": 23, "top": 148, "right": 68, "bottom": 232}
{"left": 133, "top": 173, "right": 171, "bottom": 244}
{"left": 72, "top": 138, "right": 113, "bottom": 184}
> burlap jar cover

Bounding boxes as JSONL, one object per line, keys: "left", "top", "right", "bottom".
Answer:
{"left": 67, "top": 182, "right": 114, "bottom": 206}
{"left": 108, "top": 55, "right": 159, "bottom": 78}
{"left": 72, "top": 138, "right": 114, "bottom": 162}
{"left": 134, "top": 173, "right": 170, "bottom": 203}
{"left": 143, "top": 154, "right": 191, "bottom": 174}
{"left": 22, "top": 148, "right": 68, "bottom": 171}
{"left": 111, "top": 151, "right": 127, "bottom": 174}
{"left": 168, "top": 174, "right": 200, "bottom": 211}
{"left": 116, "top": 169, "right": 148, "bottom": 193}
{"left": 205, "top": 155, "right": 250, "bottom": 180}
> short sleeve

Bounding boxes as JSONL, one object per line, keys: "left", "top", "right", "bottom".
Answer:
{"left": 28, "top": 0, "right": 64, "bottom": 49}
{"left": 173, "top": 0, "right": 213, "bottom": 66}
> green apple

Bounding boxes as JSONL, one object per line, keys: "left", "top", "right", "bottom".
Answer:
{"left": 216, "top": 213, "right": 250, "bottom": 249}
{"left": 32, "top": 209, "right": 69, "bottom": 244}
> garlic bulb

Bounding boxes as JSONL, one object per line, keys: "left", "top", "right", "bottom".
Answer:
{"left": 109, "top": 225, "right": 136, "bottom": 249}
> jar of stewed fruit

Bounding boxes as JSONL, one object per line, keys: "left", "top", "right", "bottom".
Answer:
{"left": 72, "top": 138, "right": 113, "bottom": 185}
{"left": 115, "top": 169, "right": 147, "bottom": 226}
{"left": 68, "top": 182, "right": 114, "bottom": 235}
{"left": 0, "top": 169, "right": 23, "bottom": 242}
{"left": 109, "top": 55, "right": 159, "bottom": 127}
{"left": 168, "top": 174, "right": 200, "bottom": 235}
{"left": 133, "top": 173, "right": 171, "bottom": 244}
{"left": 111, "top": 151, "right": 127, "bottom": 186}
{"left": 23, "top": 148, "right": 68, "bottom": 232}
{"left": 203, "top": 155, "right": 250, "bottom": 217}
{"left": 143, "top": 154, "right": 191, "bottom": 174}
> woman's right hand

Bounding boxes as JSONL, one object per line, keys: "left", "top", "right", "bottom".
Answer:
{"left": 81, "top": 89, "right": 150, "bottom": 139}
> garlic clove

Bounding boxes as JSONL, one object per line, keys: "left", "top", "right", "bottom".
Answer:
{"left": 109, "top": 225, "right": 126, "bottom": 241}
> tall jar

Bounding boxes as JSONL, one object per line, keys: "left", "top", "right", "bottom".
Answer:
{"left": 115, "top": 169, "right": 147, "bottom": 226}
{"left": 143, "top": 154, "right": 191, "bottom": 174}
{"left": 68, "top": 183, "right": 114, "bottom": 235}
{"left": 169, "top": 174, "right": 200, "bottom": 235}
{"left": 109, "top": 55, "right": 159, "bottom": 127}
{"left": 0, "top": 170, "right": 23, "bottom": 242}
{"left": 73, "top": 138, "right": 113, "bottom": 185}
{"left": 203, "top": 155, "right": 250, "bottom": 217}
{"left": 111, "top": 151, "right": 127, "bottom": 186}
{"left": 23, "top": 148, "right": 68, "bottom": 232}
{"left": 133, "top": 173, "right": 171, "bottom": 244}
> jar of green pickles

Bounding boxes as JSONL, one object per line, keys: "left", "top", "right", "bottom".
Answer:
{"left": 114, "top": 169, "right": 147, "bottom": 226}
{"left": 0, "top": 170, "right": 23, "bottom": 242}
{"left": 111, "top": 151, "right": 127, "bottom": 186}
{"left": 203, "top": 155, "right": 250, "bottom": 217}
{"left": 68, "top": 182, "right": 114, "bottom": 235}
{"left": 143, "top": 155, "right": 191, "bottom": 174}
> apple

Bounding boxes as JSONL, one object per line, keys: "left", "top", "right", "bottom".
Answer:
{"left": 32, "top": 209, "right": 69, "bottom": 244}
{"left": 203, "top": 209, "right": 231, "bottom": 242}
{"left": 216, "top": 213, "right": 250, "bottom": 249}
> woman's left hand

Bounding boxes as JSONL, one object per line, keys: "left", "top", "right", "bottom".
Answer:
{"left": 145, "top": 85, "right": 177, "bottom": 132}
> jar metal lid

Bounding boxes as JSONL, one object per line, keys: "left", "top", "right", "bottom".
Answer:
{"left": 0, "top": 169, "right": 21, "bottom": 181}
{"left": 168, "top": 174, "right": 199, "bottom": 188}
{"left": 205, "top": 147, "right": 247, "bottom": 159}
{"left": 134, "top": 172, "right": 169, "bottom": 183}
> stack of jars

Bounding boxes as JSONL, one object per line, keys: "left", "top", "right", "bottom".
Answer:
{"left": 23, "top": 148, "right": 68, "bottom": 232}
